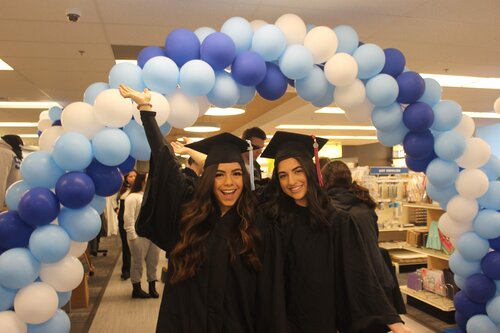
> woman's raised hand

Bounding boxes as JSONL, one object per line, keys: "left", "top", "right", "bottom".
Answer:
{"left": 119, "top": 84, "right": 152, "bottom": 109}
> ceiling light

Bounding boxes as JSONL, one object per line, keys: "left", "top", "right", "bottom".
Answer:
{"left": 276, "top": 124, "right": 376, "bottom": 130}
{"left": 205, "top": 107, "right": 245, "bottom": 116}
{"left": 18, "top": 134, "right": 39, "bottom": 138}
{"left": 177, "top": 137, "right": 204, "bottom": 142}
{"left": 0, "top": 59, "right": 13, "bottom": 71}
{"left": 184, "top": 122, "right": 221, "bottom": 133}
{"left": 420, "top": 73, "right": 500, "bottom": 89}
{"left": 267, "top": 134, "right": 377, "bottom": 140}
{"left": 463, "top": 112, "right": 500, "bottom": 119}
{"left": 0, "top": 101, "right": 61, "bottom": 109}
{"left": 314, "top": 107, "right": 345, "bottom": 114}
{"left": 115, "top": 59, "right": 138, "bottom": 65}
{"left": 0, "top": 122, "right": 38, "bottom": 127}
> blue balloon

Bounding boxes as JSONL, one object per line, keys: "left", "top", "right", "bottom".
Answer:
{"left": 118, "top": 156, "right": 136, "bottom": 174}
{"left": 449, "top": 251, "right": 481, "bottom": 278}
{"left": 58, "top": 206, "right": 101, "bottom": 242}
{"left": 237, "top": 85, "right": 256, "bottom": 105}
{"left": 456, "top": 232, "right": 490, "bottom": 261}
{"left": 381, "top": 48, "right": 405, "bottom": 78}
{"left": 279, "top": 44, "right": 314, "bottom": 80}
{"left": 29, "top": 225, "right": 71, "bottom": 263}
{"left": 85, "top": 160, "right": 123, "bottom": 197}
{"left": 108, "top": 62, "right": 146, "bottom": 92}
{"left": 376, "top": 126, "right": 409, "bottom": 147}
{"left": 159, "top": 122, "right": 172, "bottom": 136}
{"left": 431, "top": 100, "right": 463, "bottom": 132}
{"left": 434, "top": 130, "right": 466, "bottom": 161}
{"left": 426, "top": 158, "right": 459, "bottom": 188}
{"left": 474, "top": 209, "right": 500, "bottom": 240}
{"left": 333, "top": 25, "right": 359, "bottom": 55}
{"left": 57, "top": 290, "right": 72, "bottom": 308}
{"left": 402, "top": 102, "right": 434, "bottom": 132}
{"left": 83, "top": 82, "right": 110, "bottom": 105}
{"left": 0, "top": 248, "right": 40, "bottom": 289}
{"left": 295, "top": 66, "right": 329, "bottom": 102}
{"left": 179, "top": 60, "right": 215, "bottom": 96}
{"left": 353, "top": 43, "right": 385, "bottom": 79}
{"left": 478, "top": 181, "right": 500, "bottom": 210}
{"left": 200, "top": 32, "right": 236, "bottom": 70}
{"left": 89, "top": 195, "right": 106, "bottom": 215}
{"left": 52, "top": 120, "right": 62, "bottom": 127}
{"left": 28, "top": 309, "right": 71, "bottom": 333}
{"left": 231, "top": 51, "right": 267, "bottom": 87}
{"left": 405, "top": 150, "right": 436, "bottom": 173}
{"left": 55, "top": 172, "right": 95, "bottom": 209}
{"left": 17, "top": 187, "right": 60, "bottom": 227}
{"left": 403, "top": 130, "right": 434, "bottom": 159}
{"left": 480, "top": 155, "right": 500, "bottom": 181}
{"left": 5, "top": 180, "right": 31, "bottom": 211}
{"left": 454, "top": 274, "right": 466, "bottom": 290}
{"left": 396, "top": 71, "right": 425, "bottom": 104}
{"left": 252, "top": 24, "right": 287, "bottom": 61}
{"left": 371, "top": 103, "right": 403, "bottom": 132}
{"left": 194, "top": 26, "right": 216, "bottom": 43}
{"left": 48, "top": 106, "right": 63, "bottom": 122}
{"left": 92, "top": 128, "right": 131, "bottom": 167}
{"left": 0, "top": 284, "right": 16, "bottom": 311}
{"left": 312, "top": 84, "right": 335, "bottom": 108}
{"left": 220, "top": 17, "right": 253, "bottom": 54}
{"left": 123, "top": 121, "right": 151, "bottom": 161}
{"left": 207, "top": 71, "right": 239, "bottom": 108}
{"left": 52, "top": 132, "right": 93, "bottom": 171}
{"left": 256, "top": 62, "right": 288, "bottom": 101}
{"left": 466, "top": 314, "right": 498, "bottom": 333}
{"left": 454, "top": 291, "right": 486, "bottom": 318}
{"left": 365, "top": 74, "right": 399, "bottom": 107}
{"left": 425, "top": 181, "right": 458, "bottom": 205}
{"left": 418, "top": 78, "right": 442, "bottom": 106}
{"left": 165, "top": 28, "right": 200, "bottom": 67}
{"left": 20, "top": 152, "right": 65, "bottom": 188}
{"left": 481, "top": 251, "right": 500, "bottom": 280}
{"left": 455, "top": 311, "right": 468, "bottom": 332}
{"left": 137, "top": 46, "right": 165, "bottom": 68}
{"left": 142, "top": 56, "right": 179, "bottom": 95}
{"left": 0, "top": 210, "right": 33, "bottom": 250}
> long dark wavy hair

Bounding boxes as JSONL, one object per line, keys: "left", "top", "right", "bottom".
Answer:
{"left": 169, "top": 162, "right": 262, "bottom": 284}
{"left": 322, "top": 160, "right": 376, "bottom": 209}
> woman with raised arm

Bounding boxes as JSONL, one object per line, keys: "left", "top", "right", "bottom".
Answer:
{"left": 119, "top": 85, "right": 286, "bottom": 333}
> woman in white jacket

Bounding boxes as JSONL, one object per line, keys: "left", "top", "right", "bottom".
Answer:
{"left": 124, "top": 173, "right": 161, "bottom": 299}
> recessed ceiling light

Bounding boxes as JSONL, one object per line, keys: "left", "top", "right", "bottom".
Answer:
{"left": 266, "top": 134, "right": 377, "bottom": 140}
{"left": 420, "top": 73, "right": 500, "bottom": 89}
{"left": 177, "top": 137, "right": 204, "bottom": 142}
{"left": 0, "top": 122, "right": 38, "bottom": 127}
{"left": 276, "top": 124, "right": 376, "bottom": 130}
{"left": 184, "top": 122, "right": 221, "bottom": 133}
{"left": 0, "top": 101, "right": 61, "bottom": 109}
{"left": 115, "top": 59, "right": 138, "bottom": 65}
{"left": 0, "top": 59, "right": 13, "bottom": 71}
{"left": 463, "top": 112, "right": 500, "bottom": 119}
{"left": 205, "top": 107, "right": 245, "bottom": 116}
{"left": 314, "top": 107, "right": 345, "bottom": 114}
{"left": 18, "top": 134, "right": 39, "bottom": 138}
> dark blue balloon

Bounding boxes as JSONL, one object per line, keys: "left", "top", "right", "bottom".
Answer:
{"left": 55, "top": 172, "right": 95, "bottom": 209}
{"left": 200, "top": 32, "right": 236, "bottom": 71}
{"left": 231, "top": 51, "right": 267, "bottom": 87}
{"left": 0, "top": 210, "right": 34, "bottom": 249}
{"left": 17, "top": 188, "right": 60, "bottom": 226}
{"left": 137, "top": 46, "right": 166, "bottom": 68}
{"left": 489, "top": 236, "right": 500, "bottom": 251}
{"left": 403, "top": 129, "right": 434, "bottom": 159}
{"left": 37, "top": 130, "right": 42, "bottom": 137}
{"left": 403, "top": 102, "right": 435, "bottom": 132}
{"left": 85, "top": 159, "right": 123, "bottom": 197}
{"left": 165, "top": 29, "right": 200, "bottom": 67}
{"left": 118, "top": 156, "right": 136, "bottom": 175}
{"left": 454, "top": 291, "right": 486, "bottom": 318}
{"left": 464, "top": 274, "right": 496, "bottom": 303}
{"left": 396, "top": 71, "right": 425, "bottom": 104}
{"left": 455, "top": 311, "right": 468, "bottom": 332}
{"left": 481, "top": 251, "right": 500, "bottom": 280}
{"left": 51, "top": 120, "right": 62, "bottom": 126}
{"left": 381, "top": 48, "right": 406, "bottom": 78}
{"left": 405, "top": 150, "right": 437, "bottom": 173}
{"left": 256, "top": 62, "right": 288, "bottom": 101}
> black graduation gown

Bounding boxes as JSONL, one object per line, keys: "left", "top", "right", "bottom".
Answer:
{"left": 136, "top": 112, "right": 287, "bottom": 333}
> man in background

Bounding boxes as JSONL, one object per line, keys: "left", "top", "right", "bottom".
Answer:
{"left": 241, "top": 127, "right": 266, "bottom": 181}
{"left": 0, "top": 134, "right": 23, "bottom": 208}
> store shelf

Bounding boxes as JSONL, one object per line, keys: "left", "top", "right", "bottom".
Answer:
{"left": 404, "top": 245, "right": 450, "bottom": 261}
{"left": 400, "top": 285, "right": 455, "bottom": 312}
{"left": 403, "top": 203, "right": 443, "bottom": 211}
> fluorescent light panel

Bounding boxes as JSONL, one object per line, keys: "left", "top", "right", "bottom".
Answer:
{"left": 420, "top": 73, "right": 500, "bottom": 89}
{"left": 0, "top": 122, "right": 38, "bottom": 127}
{"left": 276, "top": 124, "right": 376, "bottom": 130}
{"left": 115, "top": 59, "right": 138, "bottom": 65}
{"left": 267, "top": 134, "right": 376, "bottom": 140}
{"left": 184, "top": 122, "right": 221, "bottom": 133}
{"left": 0, "top": 102, "right": 61, "bottom": 109}
{"left": 18, "top": 134, "right": 38, "bottom": 138}
{"left": 205, "top": 107, "right": 245, "bottom": 116}
{"left": 0, "top": 59, "right": 13, "bottom": 71}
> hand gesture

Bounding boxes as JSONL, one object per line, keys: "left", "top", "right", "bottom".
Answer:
{"left": 119, "top": 84, "right": 151, "bottom": 106}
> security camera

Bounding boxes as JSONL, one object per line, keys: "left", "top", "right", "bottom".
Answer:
{"left": 66, "top": 8, "right": 81, "bottom": 22}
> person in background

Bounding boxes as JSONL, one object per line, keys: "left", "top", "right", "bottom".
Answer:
{"left": 241, "top": 127, "right": 266, "bottom": 181}
{"left": 184, "top": 157, "right": 202, "bottom": 178}
{"left": 0, "top": 134, "right": 23, "bottom": 208}
{"left": 124, "top": 172, "right": 161, "bottom": 299}
{"left": 319, "top": 156, "right": 331, "bottom": 171}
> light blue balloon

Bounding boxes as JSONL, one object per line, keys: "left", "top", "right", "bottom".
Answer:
{"left": 58, "top": 206, "right": 101, "bottom": 242}
{"left": 5, "top": 180, "right": 31, "bottom": 211}
{"left": 279, "top": 45, "right": 314, "bottom": 80}
{"left": 454, "top": 274, "right": 466, "bottom": 290}
{"left": 159, "top": 122, "right": 172, "bottom": 136}
{"left": 252, "top": 24, "right": 287, "bottom": 61}
{"left": 371, "top": 103, "right": 403, "bottom": 132}
{"left": 220, "top": 17, "right": 253, "bottom": 54}
{"left": 89, "top": 195, "right": 106, "bottom": 215}
{"left": 466, "top": 315, "right": 498, "bottom": 333}
{"left": 487, "top": 295, "right": 500, "bottom": 324}
{"left": 456, "top": 232, "right": 490, "bottom": 261}
{"left": 123, "top": 121, "right": 151, "bottom": 161}
{"left": 431, "top": 100, "right": 463, "bottom": 131}
{"left": 474, "top": 209, "right": 500, "bottom": 239}
{"left": 295, "top": 66, "right": 329, "bottom": 102}
{"left": 333, "top": 25, "right": 359, "bottom": 55}
{"left": 52, "top": 132, "right": 93, "bottom": 171}
{"left": 366, "top": 74, "right": 399, "bottom": 107}
{"left": 92, "top": 128, "right": 131, "bottom": 167}
{"left": 109, "top": 62, "right": 145, "bottom": 92}
{"left": 20, "top": 152, "right": 65, "bottom": 188}
{"left": 478, "top": 181, "right": 500, "bottom": 210}
{"left": 481, "top": 155, "right": 500, "bottom": 181}
{"left": 194, "top": 26, "right": 216, "bottom": 43}
{"left": 142, "top": 56, "right": 179, "bottom": 94}
{"left": 353, "top": 43, "right": 385, "bottom": 79}
{"left": 48, "top": 106, "right": 63, "bottom": 122}
{"left": 179, "top": 60, "right": 215, "bottom": 96}
{"left": 57, "top": 290, "right": 72, "bottom": 308}
{"left": 434, "top": 130, "right": 466, "bottom": 161}
{"left": 237, "top": 85, "right": 256, "bottom": 105}
{"left": 418, "top": 78, "right": 442, "bottom": 106}
{"left": 207, "top": 71, "right": 239, "bottom": 108}
{"left": 0, "top": 248, "right": 40, "bottom": 290}
{"left": 0, "top": 284, "right": 16, "bottom": 311}
{"left": 425, "top": 181, "right": 457, "bottom": 206}
{"left": 83, "top": 82, "right": 110, "bottom": 105}
{"left": 29, "top": 225, "right": 71, "bottom": 263}
{"left": 28, "top": 309, "right": 71, "bottom": 333}
{"left": 376, "top": 126, "right": 409, "bottom": 147}
{"left": 449, "top": 251, "right": 481, "bottom": 277}
{"left": 312, "top": 84, "right": 335, "bottom": 108}
{"left": 426, "top": 158, "right": 459, "bottom": 188}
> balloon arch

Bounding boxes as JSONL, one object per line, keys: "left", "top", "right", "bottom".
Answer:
{"left": 1, "top": 13, "right": 500, "bottom": 333}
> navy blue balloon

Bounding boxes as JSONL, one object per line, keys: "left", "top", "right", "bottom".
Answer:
{"left": 17, "top": 188, "right": 60, "bottom": 226}
{"left": 489, "top": 236, "right": 500, "bottom": 251}
{"left": 231, "top": 51, "right": 267, "bottom": 87}
{"left": 200, "top": 32, "right": 236, "bottom": 71}
{"left": 464, "top": 274, "right": 496, "bottom": 303}
{"left": 396, "top": 71, "right": 425, "bottom": 104}
{"left": 454, "top": 291, "right": 486, "bottom": 318}
{"left": 137, "top": 46, "right": 166, "bottom": 68}
{"left": 118, "top": 155, "right": 136, "bottom": 174}
{"left": 403, "top": 130, "right": 434, "bottom": 159}
{"left": 165, "top": 29, "right": 200, "bottom": 67}
{"left": 405, "top": 150, "right": 437, "bottom": 173}
{"left": 481, "top": 251, "right": 500, "bottom": 280}
{"left": 381, "top": 48, "right": 406, "bottom": 78}
{"left": 256, "top": 62, "right": 288, "bottom": 101}
{"left": 37, "top": 130, "right": 42, "bottom": 137}
{"left": 55, "top": 172, "right": 95, "bottom": 209}
{"left": 455, "top": 311, "right": 468, "bottom": 332}
{"left": 0, "top": 210, "right": 34, "bottom": 249}
{"left": 86, "top": 159, "right": 123, "bottom": 197}
{"left": 52, "top": 120, "right": 62, "bottom": 126}
{"left": 403, "top": 102, "right": 435, "bottom": 132}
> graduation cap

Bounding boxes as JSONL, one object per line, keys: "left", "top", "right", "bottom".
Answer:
{"left": 185, "top": 132, "right": 249, "bottom": 167}
{"left": 261, "top": 131, "right": 328, "bottom": 186}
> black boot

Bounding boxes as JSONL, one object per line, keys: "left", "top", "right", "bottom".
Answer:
{"left": 149, "top": 281, "right": 159, "bottom": 299}
{"left": 132, "top": 283, "right": 151, "bottom": 299}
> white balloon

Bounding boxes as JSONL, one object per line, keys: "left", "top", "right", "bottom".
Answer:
{"left": 446, "top": 195, "right": 479, "bottom": 225}
{"left": 438, "top": 213, "right": 473, "bottom": 239}
{"left": 343, "top": 98, "right": 374, "bottom": 123}
{"left": 94, "top": 89, "right": 135, "bottom": 128}
{"left": 197, "top": 96, "right": 211, "bottom": 116}
{"left": 39, "top": 110, "right": 49, "bottom": 121}
{"left": 40, "top": 255, "right": 84, "bottom": 292}
{"left": 166, "top": 89, "right": 199, "bottom": 129}
{"left": 303, "top": 26, "right": 338, "bottom": 64}
{"left": 37, "top": 118, "right": 52, "bottom": 132}
{"left": 132, "top": 91, "right": 170, "bottom": 126}
{"left": 0, "top": 311, "right": 27, "bottom": 333}
{"left": 324, "top": 53, "right": 358, "bottom": 87}
{"left": 275, "top": 13, "right": 307, "bottom": 45}
{"left": 14, "top": 282, "right": 58, "bottom": 324}
{"left": 455, "top": 169, "right": 489, "bottom": 199}
{"left": 454, "top": 114, "right": 475, "bottom": 138}
{"left": 61, "top": 101, "right": 103, "bottom": 139}
{"left": 68, "top": 241, "right": 88, "bottom": 257}
{"left": 38, "top": 126, "right": 64, "bottom": 152}
{"left": 456, "top": 137, "right": 491, "bottom": 169}
{"left": 334, "top": 79, "right": 366, "bottom": 109}
{"left": 494, "top": 96, "right": 500, "bottom": 114}
{"left": 250, "top": 19, "right": 268, "bottom": 32}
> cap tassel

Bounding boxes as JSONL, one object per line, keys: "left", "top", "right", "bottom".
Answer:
{"left": 246, "top": 140, "right": 255, "bottom": 191}
{"left": 312, "top": 135, "right": 324, "bottom": 187}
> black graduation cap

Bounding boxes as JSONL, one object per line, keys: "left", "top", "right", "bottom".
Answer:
{"left": 261, "top": 131, "right": 328, "bottom": 160}
{"left": 185, "top": 132, "right": 250, "bottom": 167}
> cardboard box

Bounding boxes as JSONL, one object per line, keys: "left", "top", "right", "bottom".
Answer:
{"left": 406, "top": 229, "right": 428, "bottom": 247}
{"left": 71, "top": 272, "right": 89, "bottom": 309}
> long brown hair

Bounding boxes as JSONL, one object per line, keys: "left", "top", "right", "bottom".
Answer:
{"left": 169, "top": 162, "right": 262, "bottom": 284}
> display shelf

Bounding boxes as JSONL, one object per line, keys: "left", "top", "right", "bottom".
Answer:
{"left": 403, "top": 245, "right": 450, "bottom": 261}
{"left": 403, "top": 203, "right": 443, "bottom": 211}
{"left": 400, "top": 285, "right": 455, "bottom": 312}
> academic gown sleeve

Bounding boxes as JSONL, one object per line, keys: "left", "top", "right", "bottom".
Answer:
{"left": 135, "top": 111, "right": 195, "bottom": 252}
